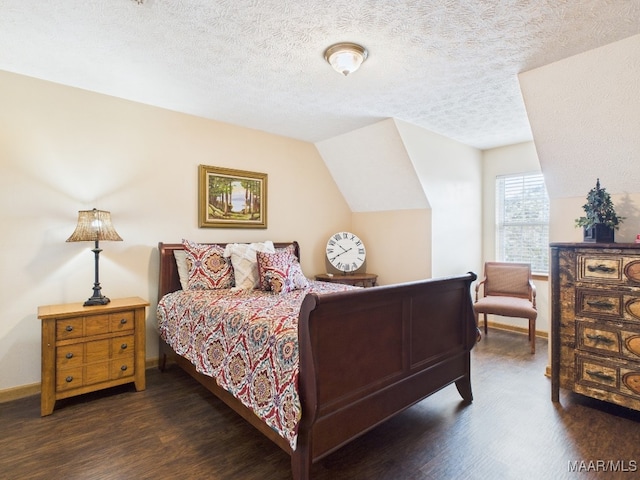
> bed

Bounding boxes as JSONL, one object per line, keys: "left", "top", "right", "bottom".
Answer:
{"left": 157, "top": 241, "right": 478, "bottom": 480}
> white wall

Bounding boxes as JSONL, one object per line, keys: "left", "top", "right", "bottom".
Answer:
{"left": 0, "top": 70, "right": 353, "bottom": 392}
{"left": 396, "top": 120, "right": 483, "bottom": 279}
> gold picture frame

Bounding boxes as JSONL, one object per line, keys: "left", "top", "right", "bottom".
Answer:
{"left": 198, "top": 165, "right": 267, "bottom": 228}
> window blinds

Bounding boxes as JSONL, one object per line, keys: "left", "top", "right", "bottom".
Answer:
{"left": 496, "top": 173, "right": 550, "bottom": 274}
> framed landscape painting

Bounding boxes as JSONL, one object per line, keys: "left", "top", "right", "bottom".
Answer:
{"left": 198, "top": 165, "right": 267, "bottom": 228}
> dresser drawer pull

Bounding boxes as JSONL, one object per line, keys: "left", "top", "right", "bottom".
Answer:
{"left": 586, "top": 300, "right": 615, "bottom": 310}
{"left": 585, "top": 334, "right": 615, "bottom": 345}
{"left": 120, "top": 318, "right": 128, "bottom": 325}
{"left": 65, "top": 376, "right": 74, "bottom": 383}
{"left": 587, "top": 264, "right": 616, "bottom": 273}
{"left": 65, "top": 325, "right": 74, "bottom": 332}
{"left": 120, "top": 365, "right": 128, "bottom": 371}
{"left": 586, "top": 370, "right": 615, "bottom": 382}
{"left": 120, "top": 343, "right": 128, "bottom": 350}
{"left": 65, "top": 352, "right": 74, "bottom": 359}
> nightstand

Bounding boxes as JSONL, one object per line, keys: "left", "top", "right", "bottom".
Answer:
{"left": 38, "top": 296, "right": 149, "bottom": 416}
{"left": 315, "top": 273, "right": 378, "bottom": 288}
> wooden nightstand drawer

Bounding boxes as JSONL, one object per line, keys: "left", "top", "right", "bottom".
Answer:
{"left": 110, "top": 311, "right": 134, "bottom": 333}
{"left": 39, "top": 297, "right": 148, "bottom": 416}
{"left": 56, "top": 367, "right": 83, "bottom": 391}
{"left": 56, "top": 318, "right": 85, "bottom": 340}
{"left": 56, "top": 344, "right": 84, "bottom": 367}
{"left": 112, "top": 335, "right": 135, "bottom": 358}
{"left": 111, "top": 355, "right": 135, "bottom": 380}
{"left": 84, "top": 314, "right": 111, "bottom": 336}
{"left": 85, "top": 361, "right": 111, "bottom": 386}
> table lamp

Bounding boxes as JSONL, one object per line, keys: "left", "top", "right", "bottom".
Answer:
{"left": 66, "top": 208, "right": 123, "bottom": 306}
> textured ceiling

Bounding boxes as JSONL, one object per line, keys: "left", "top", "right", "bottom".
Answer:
{"left": 1, "top": 0, "right": 639, "bottom": 150}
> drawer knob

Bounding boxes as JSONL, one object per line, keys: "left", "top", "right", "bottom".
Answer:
{"left": 586, "top": 369, "right": 615, "bottom": 382}
{"left": 65, "top": 376, "right": 74, "bottom": 383}
{"left": 65, "top": 352, "right": 74, "bottom": 359}
{"left": 120, "top": 318, "right": 128, "bottom": 325}
{"left": 120, "top": 343, "right": 128, "bottom": 350}
{"left": 65, "top": 325, "right": 74, "bottom": 332}
{"left": 586, "top": 333, "right": 615, "bottom": 345}
{"left": 120, "top": 365, "right": 128, "bottom": 371}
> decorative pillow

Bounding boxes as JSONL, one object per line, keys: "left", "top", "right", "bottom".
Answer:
{"left": 256, "top": 249, "right": 310, "bottom": 294}
{"left": 182, "top": 239, "right": 234, "bottom": 290}
{"left": 223, "top": 241, "right": 275, "bottom": 289}
{"left": 173, "top": 250, "right": 189, "bottom": 290}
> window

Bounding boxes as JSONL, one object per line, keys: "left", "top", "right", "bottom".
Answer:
{"left": 496, "top": 172, "right": 550, "bottom": 274}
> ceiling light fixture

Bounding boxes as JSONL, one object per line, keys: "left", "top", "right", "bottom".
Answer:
{"left": 324, "top": 42, "right": 368, "bottom": 76}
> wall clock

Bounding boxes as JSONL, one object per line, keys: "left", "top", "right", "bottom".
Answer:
{"left": 325, "top": 231, "right": 366, "bottom": 273}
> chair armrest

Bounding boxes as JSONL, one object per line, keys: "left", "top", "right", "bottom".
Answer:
{"left": 529, "top": 279, "right": 537, "bottom": 308}
{"left": 474, "top": 278, "right": 487, "bottom": 301}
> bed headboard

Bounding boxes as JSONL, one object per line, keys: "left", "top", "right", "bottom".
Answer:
{"left": 157, "top": 241, "right": 300, "bottom": 301}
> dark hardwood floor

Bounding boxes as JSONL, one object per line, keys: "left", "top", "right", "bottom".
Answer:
{"left": 2, "top": 329, "right": 639, "bottom": 479}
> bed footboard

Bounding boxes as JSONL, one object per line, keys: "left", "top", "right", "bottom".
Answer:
{"left": 293, "top": 273, "right": 478, "bottom": 478}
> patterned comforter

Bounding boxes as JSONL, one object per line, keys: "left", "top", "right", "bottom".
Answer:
{"left": 157, "top": 280, "right": 356, "bottom": 450}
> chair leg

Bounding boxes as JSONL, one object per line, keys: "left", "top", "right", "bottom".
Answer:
{"left": 530, "top": 318, "right": 535, "bottom": 354}
{"left": 484, "top": 313, "right": 488, "bottom": 335}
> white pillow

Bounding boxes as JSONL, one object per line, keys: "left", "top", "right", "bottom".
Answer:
{"left": 224, "top": 241, "right": 275, "bottom": 289}
{"left": 174, "top": 250, "right": 189, "bottom": 290}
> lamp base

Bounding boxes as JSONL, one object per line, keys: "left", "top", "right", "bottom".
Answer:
{"left": 84, "top": 295, "right": 111, "bottom": 306}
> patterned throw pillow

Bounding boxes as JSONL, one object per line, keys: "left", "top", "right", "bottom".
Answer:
{"left": 256, "top": 248, "right": 309, "bottom": 294}
{"left": 223, "top": 241, "right": 275, "bottom": 289}
{"left": 182, "top": 239, "right": 234, "bottom": 290}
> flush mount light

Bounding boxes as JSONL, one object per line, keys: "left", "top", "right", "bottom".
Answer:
{"left": 324, "top": 42, "right": 368, "bottom": 76}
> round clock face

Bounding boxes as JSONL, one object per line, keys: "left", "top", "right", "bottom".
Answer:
{"left": 326, "top": 232, "right": 366, "bottom": 273}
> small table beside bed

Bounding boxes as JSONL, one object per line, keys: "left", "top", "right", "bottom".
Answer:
{"left": 156, "top": 240, "right": 478, "bottom": 480}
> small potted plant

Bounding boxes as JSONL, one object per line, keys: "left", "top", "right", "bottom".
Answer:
{"left": 575, "top": 178, "right": 624, "bottom": 243}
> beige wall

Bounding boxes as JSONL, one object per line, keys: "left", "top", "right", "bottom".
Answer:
{"left": 0, "top": 70, "right": 353, "bottom": 391}
{"left": 352, "top": 209, "right": 432, "bottom": 285}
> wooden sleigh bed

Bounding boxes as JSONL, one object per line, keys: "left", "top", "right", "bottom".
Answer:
{"left": 157, "top": 241, "right": 478, "bottom": 480}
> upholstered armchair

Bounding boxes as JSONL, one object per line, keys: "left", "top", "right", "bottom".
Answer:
{"left": 473, "top": 262, "right": 537, "bottom": 353}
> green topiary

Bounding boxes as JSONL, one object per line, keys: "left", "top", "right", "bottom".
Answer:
{"left": 575, "top": 178, "right": 624, "bottom": 230}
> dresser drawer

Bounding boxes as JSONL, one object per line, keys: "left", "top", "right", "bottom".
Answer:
{"left": 578, "top": 254, "right": 640, "bottom": 285}
{"left": 576, "top": 353, "right": 640, "bottom": 400}
{"left": 577, "top": 320, "right": 640, "bottom": 361}
{"left": 576, "top": 288, "right": 640, "bottom": 324}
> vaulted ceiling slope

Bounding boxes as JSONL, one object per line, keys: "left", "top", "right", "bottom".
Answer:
{"left": 1, "top": 1, "right": 639, "bottom": 150}
{"left": 520, "top": 34, "right": 640, "bottom": 198}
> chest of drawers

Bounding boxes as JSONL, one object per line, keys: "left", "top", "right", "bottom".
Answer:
{"left": 39, "top": 296, "right": 149, "bottom": 416}
{"left": 551, "top": 243, "right": 640, "bottom": 411}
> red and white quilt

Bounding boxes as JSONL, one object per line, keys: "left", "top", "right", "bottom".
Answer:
{"left": 157, "top": 280, "right": 356, "bottom": 450}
